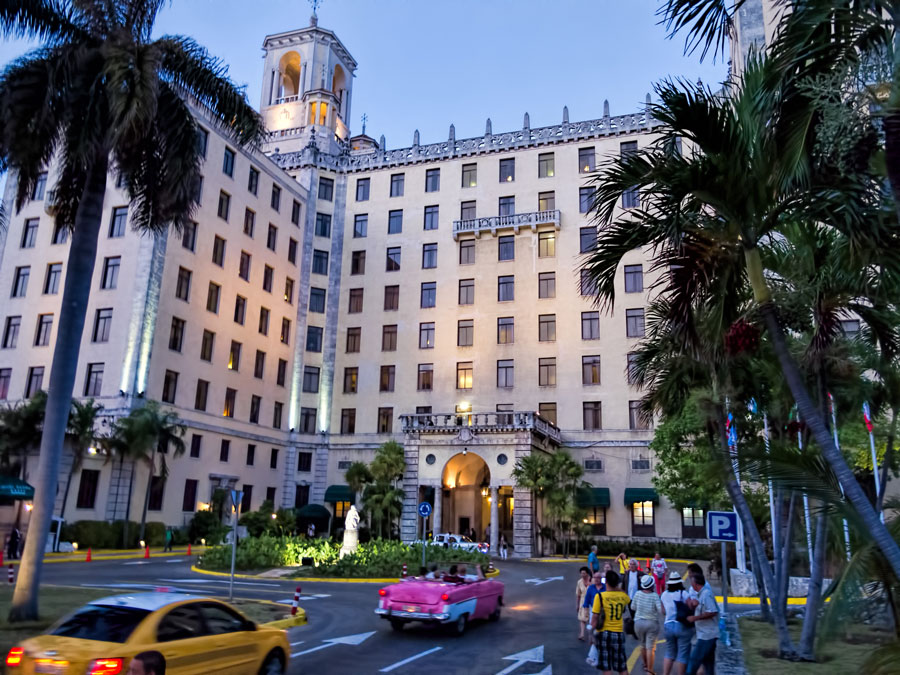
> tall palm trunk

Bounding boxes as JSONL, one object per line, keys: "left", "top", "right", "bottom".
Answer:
{"left": 10, "top": 157, "right": 108, "bottom": 621}
{"left": 798, "top": 510, "right": 828, "bottom": 659}
{"left": 745, "top": 245, "right": 900, "bottom": 578}
{"left": 138, "top": 446, "right": 157, "bottom": 544}
{"left": 123, "top": 457, "right": 135, "bottom": 548}
{"left": 13, "top": 454, "right": 27, "bottom": 529}
{"left": 776, "top": 492, "right": 797, "bottom": 614}
{"left": 58, "top": 457, "right": 77, "bottom": 520}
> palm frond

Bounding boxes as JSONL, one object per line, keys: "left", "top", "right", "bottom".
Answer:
{"left": 0, "top": 0, "right": 87, "bottom": 43}
{"left": 657, "top": 0, "right": 740, "bottom": 62}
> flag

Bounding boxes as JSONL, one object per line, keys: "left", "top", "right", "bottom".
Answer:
{"left": 726, "top": 412, "right": 738, "bottom": 449}
{"left": 748, "top": 398, "right": 758, "bottom": 414}
{"left": 863, "top": 402, "right": 874, "bottom": 433}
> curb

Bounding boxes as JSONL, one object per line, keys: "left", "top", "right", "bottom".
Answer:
{"left": 4, "top": 551, "right": 201, "bottom": 566}
{"left": 263, "top": 612, "right": 308, "bottom": 629}
{"left": 190, "top": 564, "right": 501, "bottom": 583}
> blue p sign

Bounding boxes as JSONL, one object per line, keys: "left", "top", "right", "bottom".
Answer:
{"left": 706, "top": 511, "right": 739, "bottom": 542}
{"left": 417, "top": 501, "right": 433, "bottom": 518}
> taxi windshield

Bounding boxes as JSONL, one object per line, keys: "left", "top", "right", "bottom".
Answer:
{"left": 51, "top": 604, "right": 151, "bottom": 643}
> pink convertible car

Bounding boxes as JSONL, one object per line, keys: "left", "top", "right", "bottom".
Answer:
{"left": 374, "top": 567, "right": 504, "bottom": 634}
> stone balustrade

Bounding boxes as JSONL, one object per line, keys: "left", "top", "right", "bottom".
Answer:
{"left": 452, "top": 209, "right": 560, "bottom": 239}
{"left": 399, "top": 411, "right": 561, "bottom": 443}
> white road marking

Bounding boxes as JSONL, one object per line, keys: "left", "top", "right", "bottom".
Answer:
{"left": 156, "top": 577, "right": 280, "bottom": 587}
{"left": 290, "top": 631, "right": 375, "bottom": 658}
{"left": 378, "top": 646, "right": 443, "bottom": 672}
{"left": 122, "top": 561, "right": 149, "bottom": 565}
{"left": 523, "top": 576, "right": 564, "bottom": 586}
{"left": 165, "top": 559, "right": 185, "bottom": 563}
{"left": 495, "top": 645, "right": 545, "bottom": 675}
{"left": 312, "top": 593, "right": 331, "bottom": 598}
{"left": 290, "top": 641, "right": 305, "bottom": 647}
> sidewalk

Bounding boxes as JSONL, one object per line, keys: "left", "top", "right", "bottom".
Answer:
{"left": 2, "top": 546, "right": 206, "bottom": 565}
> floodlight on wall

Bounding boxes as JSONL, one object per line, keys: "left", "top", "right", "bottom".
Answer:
{"left": 463, "top": 447, "right": 467, "bottom": 456}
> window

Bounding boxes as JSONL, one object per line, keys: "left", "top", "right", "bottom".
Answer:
{"left": 840, "top": 319, "right": 861, "bottom": 336}
{"left": 315, "top": 212, "right": 331, "bottom": 237}
{"left": 626, "top": 309, "right": 645, "bottom": 337}
{"left": 2, "top": 316, "right": 20, "bottom": 349}
{"left": 25, "top": 366, "right": 44, "bottom": 398}
{"left": 220, "top": 439, "right": 231, "bottom": 462}
{"left": 459, "top": 240, "right": 475, "bottom": 265}
{"left": 291, "top": 200, "right": 302, "bottom": 225}
{"left": 276, "top": 359, "right": 287, "bottom": 387}
{"left": 182, "top": 479, "right": 198, "bottom": 512}
{"left": 538, "top": 152, "right": 555, "bottom": 178}
{"left": 620, "top": 140, "right": 638, "bottom": 156}
{"left": 240, "top": 485, "right": 252, "bottom": 514}
{"left": 98, "top": 258, "right": 118, "bottom": 290}
{"left": 92, "top": 308, "right": 112, "bottom": 343}
{"left": 632, "top": 501, "right": 655, "bottom": 537}
{"left": 498, "top": 275, "right": 514, "bottom": 301}
{"left": 310, "top": 287, "right": 326, "bottom": 313}
{"left": 84, "top": 363, "right": 103, "bottom": 396}
{"left": 52, "top": 222, "right": 68, "bottom": 245}
{"left": 76, "top": 469, "right": 100, "bottom": 509}
{"left": 233, "top": 296, "right": 246, "bottom": 325}
{"left": 623, "top": 188, "right": 640, "bottom": 209}
{"left": 538, "top": 272, "right": 555, "bottom": 299}
{"left": 192, "top": 175, "right": 203, "bottom": 204}
{"left": 459, "top": 279, "right": 474, "bottom": 305}
{"left": 280, "top": 317, "right": 291, "bottom": 344}
{"left": 682, "top": 508, "right": 705, "bottom": 538}
{"left": 312, "top": 250, "right": 328, "bottom": 275}
{"left": 417, "top": 363, "right": 433, "bottom": 391}
{"left": 538, "top": 191, "right": 555, "bottom": 212}
{"left": 212, "top": 235, "right": 225, "bottom": 266}
{"left": 419, "top": 322, "right": 435, "bottom": 349}
{"left": 9, "top": 266, "right": 28, "bottom": 298}
{"left": 582, "top": 311, "right": 600, "bottom": 339}
{"left": 222, "top": 147, "right": 235, "bottom": 177}
{"left": 460, "top": 200, "right": 476, "bottom": 220}
{"left": 419, "top": 167, "right": 441, "bottom": 193}
{"left": 457, "top": 319, "right": 474, "bottom": 347}
{"left": 348, "top": 288, "right": 364, "bottom": 313}
{"left": 388, "top": 209, "right": 403, "bottom": 234}
{"left": 580, "top": 226, "right": 596, "bottom": 253}
{"left": 182, "top": 221, "right": 197, "bottom": 251}
{"left": 538, "top": 402, "right": 557, "bottom": 425}
{"left": 538, "top": 231, "right": 556, "bottom": 258}
{"left": 32, "top": 172, "right": 47, "bottom": 201}
{"left": 168, "top": 317, "right": 185, "bottom": 351}
{"left": 197, "top": 329, "right": 214, "bottom": 362}
{"left": 498, "top": 235, "right": 515, "bottom": 261}
{"left": 383, "top": 285, "right": 399, "bottom": 311}
{"left": 258, "top": 307, "right": 269, "bottom": 335}
{"left": 297, "top": 452, "right": 312, "bottom": 472}
{"left": 238, "top": 251, "right": 251, "bottom": 281}
{"left": 194, "top": 379, "right": 209, "bottom": 411}
{"left": 420, "top": 281, "right": 436, "bottom": 308}
{"left": 422, "top": 242, "right": 438, "bottom": 269}
{"left": 495, "top": 404, "right": 513, "bottom": 425}
{"left": 262, "top": 265, "right": 274, "bottom": 293}
{"left": 579, "top": 186, "right": 595, "bottom": 214}
{"left": 271, "top": 185, "right": 281, "bottom": 211}
{"left": 346, "top": 327, "right": 361, "bottom": 353}
{"left": 583, "top": 402, "right": 602, "bottom": 430}
{"left": 380, "top": 365, "right": 396, "bottom": 392}
{"left": 538, "top": 357, "right": 556, "bottom": 386}
{"left": 386, "top": 246, "right": 401, "bottom": 271}
{"left": 109, "top": 206, "right": 128, "bottom": 237}
{"left": 294, "top": 483, "right": 311, "bottom": 508}
{"left": 356, "top": 178, "right": 370, "bottom": 201}
{"left": 457, "top": 362, "right": 473, "bottom": 390}
{"left": 228, "top": 340, "right": 241, "bottom": 371}
{"left": 499, "top": 158, "right": 515, "bottom": 182}
{"left": 190, "top": 434, "right": 201, "bottom": 458}
{"left": 579, "top": 147, "right": 596, "bottom": 173}
{"left": 341, "top": 408, "right": 356, "bottom": 433}
{"left": 377, "top": 407, "right": 394, "bottom": 433}
{"left": 288, "top": 238, "right": 298, "bottom": 264}
{"left": 343, "top": 367, "right": 358, "bottom": 393}
{"left": 0, "top": 369, "right": 9, "bottom": 400}
{"left": 162, "top": 370, "right": 178, "bottom": 404}
{"left": 248, "top": 166, "right": 259, "bottom": 194}
{"left": 624, "top": 265, "right": 644, "bottom": 293}
{"left": 302, "top": 366, "right": 319, "bottom": 393}
{"left": 44, "top": 263, "right": 62, "bottom": 295}
{"left": 580, "top": 269, "right": 598, "bottom": 296}
{"left": 34, "top": 314, "right": 52, "bottom": 346}
{"left": 217, "top": 191, "right": 231, "bottom": 220}
{"left": 629, "top": 401, "right": 649, "bottom": 429}
{"left": 254, "top": 350, "right": 266, "bottom": 378}
{"left": 318, "top": 177, "right": 334, "bottom": 201}
{"left": 249, "top": 396, "right": 261, "bottom": 424}
{"left": 498, "top": 196, "right": 515, "bottom": 217}
{"left": 627, "top": 352, "right": 640, "bottom": 385}
{"left": 285, "top": 278, "right": 295, "bottom": 304}
{"left": 390, "top": 173, "right": 405, "bottom": 197}
{"left": 423, "top": 205, "right": 439, "bottom": 231}
{"left": 266, "top": 223, "right": 278, "bottom": 251}
{"left": 206, "top": 282, "right": 221, "bottom": 313}
{"left": 306, "top": 325, "right": 323, "bottom": 352}
{"left": 350, "top": 250, "right": 366, "bottom": 275}
{"left": 538, "top": 314, "right": 556, "bottom": 341}
{"left": 223, "top": 388, "right": 236, "bottom": 417}
{"left": 21, "top": 219, "right": 38, "bottom": 248}
{"left": 354, "top": 214, "right": 368, "bottom": 238}
{"left": 175, "top": 267, "right": 191, "bottom": 301}
{"left": 497, "top": 316, "right": 514, "bottom": 344}
{"left": 461, "top": 163, "right": 477, "bottom": 187}
{"left": 584, "top": 459, "right": 603, "bottom": 472}
{"left": 497, "top": 359, "right": 514, "bottom": 388}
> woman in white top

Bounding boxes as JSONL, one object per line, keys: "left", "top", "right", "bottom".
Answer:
{"left": 660, "top": 571, "right": 694, "bottom": 675}
{"left": 631, "top": 575, "right": 663, "bottom": 674}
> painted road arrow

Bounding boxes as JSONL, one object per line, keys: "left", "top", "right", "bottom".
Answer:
{"left": 291, "top": 631, "right": 375, "bottom": 658}
{"left": 525, "top": 667, "right": 552, "bottom": 675}
{"left": 495, "top": 645, "right": 544, "bottom": 675}
{"left": 523, "top": 576, "right": 564, "bottom": 586}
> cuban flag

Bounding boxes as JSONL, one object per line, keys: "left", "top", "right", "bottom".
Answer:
{"left": 726, "top": 412, "right": 738, "bottom": 450}
{"left": 748, "top": 398, "right": 758, "bottom": 414}
{"left": 863, "top": 402, "right": 874, "bottom": 433}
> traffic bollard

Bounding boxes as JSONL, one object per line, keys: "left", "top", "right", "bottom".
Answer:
{"left": 86, "top": 547, "right": 92, "bottom": 562}
{"left": 7, "top": 564, "right": 14, "bottom": 585}
{"left": 144, "top": 545, "right": 150, "bottom": 559}
{"left": 187, "top": 543, "right": 192, "bottom": 556}
{"left": 291, "top": 586, "right": 302, "bottom": 616}
{"left": 401, "top": 563, "right": 407, "bottom": 578}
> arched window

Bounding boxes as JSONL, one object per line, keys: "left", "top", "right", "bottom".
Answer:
{"left": 278, "top": 52, "right": 301, "bottom": 100}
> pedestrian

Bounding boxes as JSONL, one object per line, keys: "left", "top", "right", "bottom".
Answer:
{"left": 632, "top": 574, "right": 663, "bottom": 675}
{"left": 7, "top": 527, "right": 19, "bottom": 560}
{"left": 615, "top": 551, "right": 629, "bottom": 575}
{"left": 685, "top": 572, "right": 719, "bottom": 675}
{"left": 622, "top": 557, "right": 644, "bottom": 599}
{"left": 163, "top": 527, "right": 173, "bottom": 552}
{"left": 307, "top": 522, "right": 315, "bottom": 538}
{"left": 651, "top": 552, "right": 668, "bottom": 595}
{"left": 500, "top": 533, "right": 509, "bottom": 560}
{"left": 584, "top": 570, "right": 605, "bottom": 622}
{"left": 576, "top": 566, "right": 592, "bottom": 641}
{"left": 591, "top": 570, "right": 630, "bottom": 675}
{"left": 128, "top": 651, "right": 165, "bottom": 675}
{"left": 485, "top": 523, "right": 491, "bottom": 542}
{"left": 683, "top": 563, "right": 712, "bottom": 599}
{"left": 587, "top": 544, "right": 600, "bottom": 574}
{"left": 661, "top": 571, "right": 694, "bottom": 675}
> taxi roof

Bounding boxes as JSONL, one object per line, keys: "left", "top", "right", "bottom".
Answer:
{"left": 90, "top": 593, "right": 208, "bottom": 612}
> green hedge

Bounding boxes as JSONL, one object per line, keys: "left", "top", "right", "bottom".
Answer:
{"left": 59, "top": 520, "right": 185, "bottom": 548}
{"left": 198, "top": 536, "right": 488, "bottom": 577}
{"left": 581, "top": 537, "right": 714, "bottom": 560}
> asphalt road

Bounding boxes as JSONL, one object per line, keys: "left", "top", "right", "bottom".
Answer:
{"left": 39, "top": 554, "right": 703, "bottom": 674}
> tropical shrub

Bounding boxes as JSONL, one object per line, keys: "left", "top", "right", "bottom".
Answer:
{"left": 188, "top": 510, "right": 228, "bottom": 545}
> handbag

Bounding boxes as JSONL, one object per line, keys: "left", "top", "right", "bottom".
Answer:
{"left": 593, "top": 592, "right": 605, "bottom": 631}
{"left": 673, "top": 590, "right": 693, "bottom": 626}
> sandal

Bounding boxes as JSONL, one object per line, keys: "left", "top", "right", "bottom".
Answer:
{"left": 578, "top": 635, "right": 585, "bottom": 641}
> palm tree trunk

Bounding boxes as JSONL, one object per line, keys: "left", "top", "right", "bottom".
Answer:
{"left": 123, "top": 458, "right": 135, "bottom": 548}
{"left": 745, "top": 245, "right": 900, "bottom": 579}
{"left": 777, "top": 492, "right": 796, "bottom": 615}
{"left": 13, "top": 453, "right": 27, "bottom": 529}
{"left": 798, "top": 510, "right": 828, "bottom": 660}
{"left": 138, "top": 447, "right": 157, "bottom": 544}
{"left": 58, "top": 460, "right": 77, "bottom": 520}
{"left": 9, "top": 157, "right": 108, "bottom": 622}
{"left": 876, "top": 408, "right": 898, "bottom": 512}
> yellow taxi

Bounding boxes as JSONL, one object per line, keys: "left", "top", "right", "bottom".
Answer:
{"left": 5, "top": 593, "right": 290, "bottom": 674}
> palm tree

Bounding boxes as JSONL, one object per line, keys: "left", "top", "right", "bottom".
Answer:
{"left": 58, "top": 398, "right": 103, "bottom": 518}
{"left": 362, "top": 442, "right": 405, "bottom": 539}
{"left": 0, "top": 1, "right": 261, "bottom": 621}
{"left": 344, "top": 461, "right": 373, "bottom": 527}
{"left": 512, "top": 452, "right": 551, "bottom": 556}
{"left": 135, "top": 403, "right": 186, "bottom": 544}
{"left": 0, "top": 391, "right": 47, "bottom": 527}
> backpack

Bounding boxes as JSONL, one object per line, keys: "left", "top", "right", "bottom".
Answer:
{"left": 673, "top": 590, "right": 692, "bottom": 626}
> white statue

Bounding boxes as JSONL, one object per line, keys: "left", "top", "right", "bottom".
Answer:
{"left": 339, "top": 505, "right": 360, "bottom": 559}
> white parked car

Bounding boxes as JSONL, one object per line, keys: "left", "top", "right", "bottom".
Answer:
{"left": 430, "top": 533, "right": 489, "bottom": 553}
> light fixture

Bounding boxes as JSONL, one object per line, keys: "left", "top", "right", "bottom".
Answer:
{"left": 200, "top": 538, "right": 206, "bottom": 546}
{"left": 139, "top": 540, "right": 146, "bottom": 548}
{"left": 72, "top": 542, "right": 79, "bottom": 551}
{"left": 271, "top": 513, "right": 277, "bottom": 519}
{"left": 87, "top": 446, "right": 98, "bottom": 455}
{"left": 24, "top": 503, "right": 33, "bottom": 512}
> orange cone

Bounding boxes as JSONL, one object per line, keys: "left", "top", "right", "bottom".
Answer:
{"left": 0, "top": 549, "right": 4, "bottom": 566}
{"left": 144, "top": 545, "right": 150, "bottom": 559}
{"left": 187, "top": 543, "right": 192, "bottom": 556}
{"left": 86, "top": 548, "right": 92, "bottom": 562}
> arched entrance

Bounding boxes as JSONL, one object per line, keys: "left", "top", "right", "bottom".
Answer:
{"left": 441, "top": 451, "right": 490, "bottom": 538}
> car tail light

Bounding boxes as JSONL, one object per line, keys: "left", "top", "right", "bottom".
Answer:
{"left": 441, "top": 593, "right": 449, "bottom": 601}
{"left": 5, "top": 647, "right": 23, "bottom": 667}
{"left": 378, "top": 588, "right": 387, "bottom": 596}
{"left": 87, "top": 658, "right": 124, "bottom": 675}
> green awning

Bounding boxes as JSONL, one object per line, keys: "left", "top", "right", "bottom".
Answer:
{"left": 296, "top": 503, "right": 331, "bottom": 519}
{"left": 623, "top": 488, "right": 659, "bottom": 506}
{"left": 323, "top": 485, "right": 353, "bottom": 503}
{"left": 576, "top": 487, "right": 611, "bottom": 508}
{"left": 0, "top": 475, "right": 34, "bottom": 500}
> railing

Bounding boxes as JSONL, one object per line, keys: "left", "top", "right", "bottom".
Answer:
{"left": 265, "top": 126, "right": 306, "bottom": 141}
{"left": 274, "top": 95, "right": 300, "bottom": 105}
{"left": 452, "top": 209, "right": 560, "bottom": 239}
{"left": 399, "top": 411, "right": 561, "bottom": 443}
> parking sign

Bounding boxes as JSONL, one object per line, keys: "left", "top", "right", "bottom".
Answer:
{"left": 706, "top": 511, "right": 739, "bottom": 542}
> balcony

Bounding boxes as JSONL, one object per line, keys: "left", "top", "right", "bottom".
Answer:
{"left": 399, "top": 411, "right": 561, "bottom": 444}
{"left": 452, "top": 209, "right": 560, "bottom": 240}
{"left": 273, "top": 95, "right": 300, "bottom": 105}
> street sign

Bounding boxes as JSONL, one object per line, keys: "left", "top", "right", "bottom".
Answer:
{"left": 417, "top": 501, "right": 432, "bottom": 518}
{"left": 230, "top": 490, "right": 243, "bottom": 509}
{"left": 707, "top": 511, "right": 739, "bottom": 542}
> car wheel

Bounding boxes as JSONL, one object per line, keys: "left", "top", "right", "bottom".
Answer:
{"left": 259, "top": 650, "right": 285, "bottom": 675}
{"left": 452, "top": 613, "right": 468, "bottom": 635}
{"left": 390, "top": 618, "right": 405, "bottom": 632}
{"left": 489, "top": 600, "right": 501, "bottom": 621}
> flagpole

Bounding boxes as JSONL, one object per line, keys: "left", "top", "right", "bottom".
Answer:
{"left": 863, "top": 402, "right": 883, "bottom": 523}
{"left": 828, "top": 394, "right": 852, "bottom": 561}
{"left": 726, "top": 408, "right": 747, "bottom": 573}
{"left": 762, "top": 411, "right": 779, "bottom": 561}
{"left": 795, "top": 412, "right": 815, "bottom": 568}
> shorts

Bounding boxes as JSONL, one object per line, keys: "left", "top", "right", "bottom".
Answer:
{"left": 635, "top": 618, "right": 660, "bottom": 650}
{"left": 664, "top": 621, "right": 694, "bottom": 664}
{"left": 596, "top": 630, "right": 627, "bottom": 672}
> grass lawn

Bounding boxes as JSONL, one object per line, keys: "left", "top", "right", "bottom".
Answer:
{"left": 739, "top": 615, "right": 895, "bottom": 674}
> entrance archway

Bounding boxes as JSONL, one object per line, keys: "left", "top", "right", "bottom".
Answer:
{"left": 441, "top": 451, "right": 490, "bottom": 539}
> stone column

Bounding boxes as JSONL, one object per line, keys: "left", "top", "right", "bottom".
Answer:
{"left": 490, "top": 486, "right": 499, "bottom": 555}
{"left": 433, "top": 486, "right": 442, "bottom": 534}
{"left": 400, "top": 443, "right": 419, "bottom": 543}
